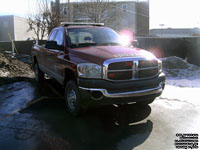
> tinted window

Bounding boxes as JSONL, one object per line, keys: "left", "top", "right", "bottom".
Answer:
{"left": 67, "top": 28, "right": 121, "bottom": 48}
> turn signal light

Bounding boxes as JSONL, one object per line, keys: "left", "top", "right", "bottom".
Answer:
{"left": 108, "top": 73, "right": 115, "bottom": 78}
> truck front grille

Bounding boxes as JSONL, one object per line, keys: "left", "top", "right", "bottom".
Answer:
{"left": 104, "top": 58, "right": 159, "bottom": 81}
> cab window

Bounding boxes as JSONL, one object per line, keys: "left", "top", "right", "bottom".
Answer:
{"left": 48, "top": 30, "right": 57, "bottom": 41}
{"left": 55, "top": 30, "right": 64, "bottom": 46}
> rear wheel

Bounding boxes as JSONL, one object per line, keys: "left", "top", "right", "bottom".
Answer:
{"left": 34, "top": 62, "right": 44, "bottom": 83}
{"left": 136, "top": 98, "right": 155, "bottom": 105}
{"left": 65, "top": 80, "right": 84, "bottom": 116}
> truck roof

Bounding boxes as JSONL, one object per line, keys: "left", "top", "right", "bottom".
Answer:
{"left": 61, "top": 22, "right": 104, "bottom": 27}
{"left": 65, "top": 26, "right": 108, "bottom": 29}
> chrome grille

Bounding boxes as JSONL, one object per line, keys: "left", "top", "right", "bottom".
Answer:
{"left": 103, "top": 58, "right": 159, "bottom": 81}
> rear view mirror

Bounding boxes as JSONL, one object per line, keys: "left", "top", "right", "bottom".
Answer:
{"left": 84, "top": 37, "right": 92, "bottom": 41}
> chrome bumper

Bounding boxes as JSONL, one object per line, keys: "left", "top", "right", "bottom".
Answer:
{"left": 79, "top": 83, "right": 163, "bottom": 98}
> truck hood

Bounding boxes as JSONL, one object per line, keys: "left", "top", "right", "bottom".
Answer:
{"left": 69, "top": 46, "right": 156, "bottom": 65}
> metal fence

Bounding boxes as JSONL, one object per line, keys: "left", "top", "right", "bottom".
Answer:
{"left": 0, "top": 38, "right": 200, "bottom": 66}
{"left": 137, "top": 37, "right": 200, "bottom": 66}
{"left": 0, "top": 40, "right": 46, "bottom": 55}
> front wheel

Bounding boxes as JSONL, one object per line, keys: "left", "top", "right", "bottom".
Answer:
{"left": 64, "top": 80, "right": 83, "bottom": 116}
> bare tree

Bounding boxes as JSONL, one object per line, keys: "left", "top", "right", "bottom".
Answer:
{"left": 39, "top": 0, "right": 62, "bottom": 34}
{"left": 27, "top": 0, "right": 62, "bottom": 39}
{"left": 27, "top": 14, "right": 47, "bottom": 40}
{"left": 73, "top": 0, "right": 117, "bottom": 23}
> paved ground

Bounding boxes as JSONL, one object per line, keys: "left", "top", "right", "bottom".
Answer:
{"left": 0, "top": 79, "right": 199, "bottom": 150}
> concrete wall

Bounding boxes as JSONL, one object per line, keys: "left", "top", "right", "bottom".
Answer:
{"left": 0, "top": 15, "right": 15, "bottom": 41}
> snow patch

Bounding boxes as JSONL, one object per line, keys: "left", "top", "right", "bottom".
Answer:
{"left": 166, "top": 78, "right": 200, "bottom": 88}
{"left": 0, "top": 70, "right": 10, "bottom": 77}
{"left": 160, "top": 85, "right": 200, "bottom": 106}
{"left": 161, "top": 56, "right": 200, "bottom": 88}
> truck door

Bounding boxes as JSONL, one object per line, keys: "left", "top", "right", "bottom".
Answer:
{"left": 44, "top": 29, "right": 65, "bottom": 83}
{"left": 42, "top": 29, "right": 58, "bottom": 77}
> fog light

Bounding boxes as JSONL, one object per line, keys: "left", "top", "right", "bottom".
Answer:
{"left": 91, "top": 91, "right": 103, "bottom": 100}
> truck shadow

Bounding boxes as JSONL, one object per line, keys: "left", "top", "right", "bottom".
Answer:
{"left": 0, "top": 77, "right": 153, "bottom": 150}
{"left": 21, "top": 97, "right": 152, "bottom": 150}
{"left": 0, "top": 76, "right": 154, "bottom": 150}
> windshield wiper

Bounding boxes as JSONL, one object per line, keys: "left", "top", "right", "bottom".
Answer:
{"left": 70, "top": 43, "right": 97, "bottom": 48}
{"left": 70, "top": 42, "right": 121, "bottom": 48}
{"left": 96, "top": 42, "right": 121, "bottom": 46}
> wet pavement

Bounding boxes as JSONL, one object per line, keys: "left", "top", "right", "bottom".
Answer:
{"left": 0, "top": 78, "right": 199, "bottom": 150}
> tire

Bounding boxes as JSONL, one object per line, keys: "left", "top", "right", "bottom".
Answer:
{"left": 136, "top": 98, "right": 155, "bottom": 105}
{"left": 64, "top": 80, "right": 83, "bottom": 116}
{"left": 34, "top": 62, "right": 44, "bottom": 83}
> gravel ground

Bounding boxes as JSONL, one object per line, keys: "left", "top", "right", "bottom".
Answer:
{"left": 0, "top": 52, "right": 34, "bottom": 78}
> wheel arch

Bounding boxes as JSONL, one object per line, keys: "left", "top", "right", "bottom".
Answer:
{"left": 63, "top": 68, "right": 77, "bottom": 86}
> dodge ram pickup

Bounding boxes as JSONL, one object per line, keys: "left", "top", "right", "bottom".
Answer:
{"left": 32, "top": 22, "right": 165, "bottom": 116}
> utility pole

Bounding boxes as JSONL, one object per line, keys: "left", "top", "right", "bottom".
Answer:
{"left": 56, "top": 0, "right": 60, "bottom": 23}
{"left": 68, "top": 0, "right": 71, "bottom": 22}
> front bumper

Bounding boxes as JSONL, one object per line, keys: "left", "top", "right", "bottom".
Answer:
{"left": 78, "top": 73, "right": 165, "bottom": 105}
{"left": 79, "top": 83, "right": 163, "bottom": 98}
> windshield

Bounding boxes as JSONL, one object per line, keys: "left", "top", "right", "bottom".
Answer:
{"left": 67, "top": 27, "right": 122, "bottom": 48}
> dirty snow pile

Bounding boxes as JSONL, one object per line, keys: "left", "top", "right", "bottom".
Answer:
{"left": 161, "top": 56, "right": 200, "bottom": 87}
{"left": 0, "top": 52, "right": 34, "bottom": 78}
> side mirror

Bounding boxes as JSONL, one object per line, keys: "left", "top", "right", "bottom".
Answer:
{"left": 45, "top": 41, "right": 58, "bottom": 49}
{"left": 45, "top": 41, "right": 64, "bottom": 50}
{"left": 132, "top": 40, "right": 139, "bottom": 48}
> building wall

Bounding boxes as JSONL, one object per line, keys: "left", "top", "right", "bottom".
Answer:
{"left": 0, "top": 15, "right": 15, "bottom": 42}
{"left": 56, "top": 1, "right": 148, "bottom": 34}
{"left": 136, "top": 1, "right": 149, "bottom": 36}
{"left": 109, "top": 1, "right": 137, "bottom": 33}
{"left": 13, "top": 16, "right": 35, "bottom": 41}
{"left": 0, "top": 15, "right": 37, "bottom": 41}
{"left": 150, "top": 28, "right": 200, "bottom": 37}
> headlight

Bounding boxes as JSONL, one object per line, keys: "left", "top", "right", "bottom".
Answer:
{"left": 158, "top": 60, "right": 162, "bottom": 73}
{"left": 77, "top": 63, "right": 102, "bottom": 78}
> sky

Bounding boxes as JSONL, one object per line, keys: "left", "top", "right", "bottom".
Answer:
{"left": 0, "top": 0, "right": 200, "bottom": 29}
{"left": 150, "top": 0, "right": 200, "bottom": 29}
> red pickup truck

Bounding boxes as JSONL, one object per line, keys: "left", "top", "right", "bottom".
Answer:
{"left": 32, "top": 22, "right": 165, "bottom": 116}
